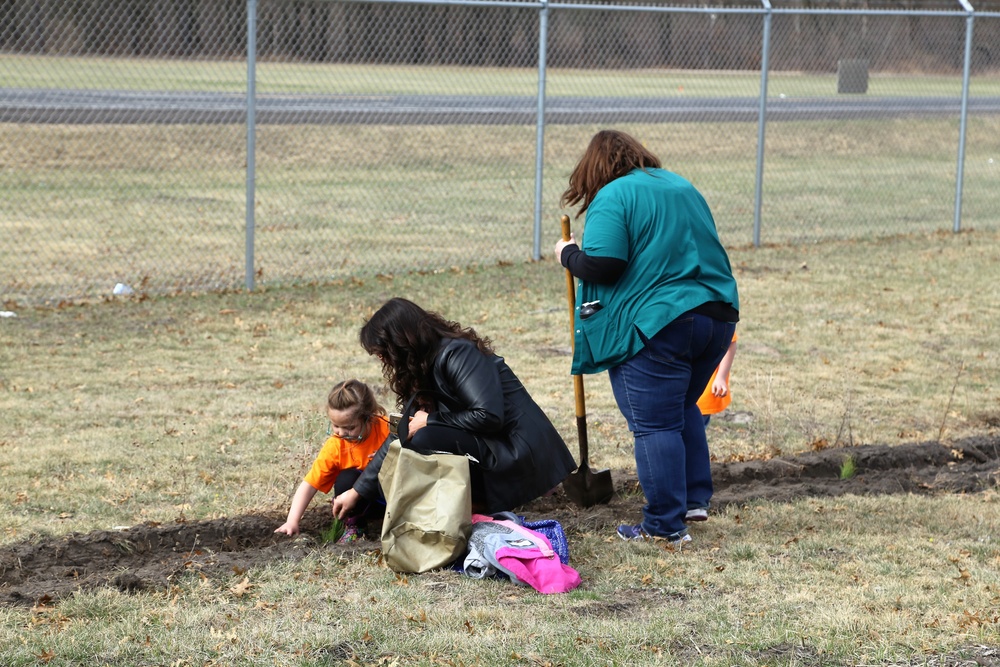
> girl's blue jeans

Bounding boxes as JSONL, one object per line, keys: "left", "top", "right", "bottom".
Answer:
{"left": 608, "top": 312, "right": 736, "bottom": 539}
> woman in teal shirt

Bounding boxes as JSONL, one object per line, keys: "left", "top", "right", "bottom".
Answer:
{"left": 555, "top": 129, "right": 739, "bottom": 547}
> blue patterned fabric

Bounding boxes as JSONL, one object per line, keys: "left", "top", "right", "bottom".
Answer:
{"left": 522, "top": 519, "right": 570, "bottom": 565}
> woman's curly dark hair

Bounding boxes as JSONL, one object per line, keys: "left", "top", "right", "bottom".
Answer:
{"left": 359, "top": 297, "right": 493, "bottom": 400}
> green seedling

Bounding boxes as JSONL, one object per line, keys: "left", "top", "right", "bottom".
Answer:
{"left": 840, "top": 455, "right": 857, "bottom": 480}
{"left": 319, "top": 518, "right": 346, "bottom": 545}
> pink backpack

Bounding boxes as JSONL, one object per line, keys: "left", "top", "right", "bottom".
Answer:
{"left": 467, "top": 514, "right": 581, "bottom": 594}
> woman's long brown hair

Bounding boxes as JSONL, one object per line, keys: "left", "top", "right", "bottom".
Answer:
{"left": 560, "top": 129, "right": 662, "bottom": 217}
{"left": 359, "top": 297, "right": 493, "bottom": 400}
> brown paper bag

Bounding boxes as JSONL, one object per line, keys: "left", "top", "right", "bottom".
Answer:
{"left": 378, "top": 440, "right": 472, "bottom": 573}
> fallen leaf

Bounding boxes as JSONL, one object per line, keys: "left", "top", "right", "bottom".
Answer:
{"left": 230, "top": 577, "right": 252, "bottom": 597}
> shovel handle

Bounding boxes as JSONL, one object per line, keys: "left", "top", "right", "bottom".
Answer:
{"left": 561, "top": 215, "right": 590, "bottom": 463}
{"left": 561, "top": 215, "right": 576, "bottom": 355}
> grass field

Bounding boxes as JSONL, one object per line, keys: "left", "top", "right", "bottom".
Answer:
{"left": 4, "top": 115, "right": 1000, "bottom": 306}
{"left": 2, "top": 55, "right": 999, "bottom": 664}
{"left": 1, "top": 228, "right": 999, "bottom": 665}
{"left": 5, "top": 54, "right": 1000, "bottom": 97}
{"left": 3, "top": 54, "right": 1000, "bottom": 307}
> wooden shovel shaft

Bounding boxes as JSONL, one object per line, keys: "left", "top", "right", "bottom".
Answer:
{"left": 561, "top": 215, "right": 590, "bottom": 464}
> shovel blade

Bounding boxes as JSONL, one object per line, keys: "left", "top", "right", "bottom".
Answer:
{"left": 562, "top": 465, "right": 614, "bottom": 507}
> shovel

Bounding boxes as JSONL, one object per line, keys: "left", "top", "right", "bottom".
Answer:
{"left": 559, "top": 215, "right": 615, "bottom": 507}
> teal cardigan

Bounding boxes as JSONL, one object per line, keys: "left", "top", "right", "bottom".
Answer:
{"left": 571, "top": 168, "right": 739, "bottom": 375}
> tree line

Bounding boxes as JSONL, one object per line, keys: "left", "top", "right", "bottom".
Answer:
{"left": 2, "top": 0, "right": 997, "bottom": 73}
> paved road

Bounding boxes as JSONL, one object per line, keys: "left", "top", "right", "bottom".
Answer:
{"left": 3, "top": 88, "right": 999, "bottom": 124}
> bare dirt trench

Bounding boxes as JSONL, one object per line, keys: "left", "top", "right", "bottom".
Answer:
{"left": 2, "top": 436, "right": 997, "bottom": 607}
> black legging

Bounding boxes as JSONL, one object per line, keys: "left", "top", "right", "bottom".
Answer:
{"left": 409, "top": 424, "right": 489, "bottom": 509}
{"left": 334, "top": 468, "right": 378, "bottom": 521}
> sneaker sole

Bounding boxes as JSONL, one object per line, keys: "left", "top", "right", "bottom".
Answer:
{"left": 616, "top": 530, "right": 648, "bottom": 541}
{"left": 618, "top": 529, "right": 692, "bottom": 550}
{"left": 668, "top": 534, "right": 693, "bottom": 550}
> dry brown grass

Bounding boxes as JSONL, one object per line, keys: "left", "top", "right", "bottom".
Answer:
{"left": 5, "top": 115, "right": 1000, "bottom": 306}
{"left": 2, "top": 230, "right": 1000, "bottom": 665}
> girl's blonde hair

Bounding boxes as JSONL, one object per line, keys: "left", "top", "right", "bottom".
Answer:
{"left": 327, "top": 379, "right": 385, "bottom": 423}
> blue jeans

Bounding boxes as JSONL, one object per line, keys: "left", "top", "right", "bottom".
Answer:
{"left": 608, "top": 313, "right": 736, "bottom": 539}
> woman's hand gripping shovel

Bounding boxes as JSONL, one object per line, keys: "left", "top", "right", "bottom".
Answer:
{"left": 559, "top": 215, "right": 614, "bottom": 507}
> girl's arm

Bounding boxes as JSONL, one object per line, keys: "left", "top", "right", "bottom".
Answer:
{"left": 274, "top": 481, "right": 319, "bottom": 535}
{"left": 712, "top": 340, "right": 738, "bottom": 396}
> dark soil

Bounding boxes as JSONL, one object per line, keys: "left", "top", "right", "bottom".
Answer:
{"left": 2, "top": 436, "right": 997, "bottom": 608}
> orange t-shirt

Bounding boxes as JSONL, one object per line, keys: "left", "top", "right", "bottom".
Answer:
{"left": 697, "top": 334, "right": 737, "bottom": 416}
{"left": 303, "top": 416, "right": 391, "bottom": 494}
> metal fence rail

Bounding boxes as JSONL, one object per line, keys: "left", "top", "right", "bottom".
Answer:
{"left": 1, "top": 0, "right": 998, "bottom": 305}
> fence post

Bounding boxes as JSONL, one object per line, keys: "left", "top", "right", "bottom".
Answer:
{"left": 953, "top": 0, "right": 974, "bottom": 233}
{"left": 532, "top": 0, "right": 549, "bottom": 261}
{"left": 753, "top": 0, "right": 772, "bottom": 248}
{"left": 246, "top": 0, "right": 258, "bottom": 291}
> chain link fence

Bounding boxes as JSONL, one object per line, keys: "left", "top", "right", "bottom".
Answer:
{"left": 2, "top": 0, "right": 998, "bottom": 305}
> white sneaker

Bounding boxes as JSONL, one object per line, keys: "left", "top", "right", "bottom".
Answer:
{"left": 667, "top": 534, "right": 693, "bottom": 550}
{"left": 617, "top": 524, "right": 692, "bottom": 550}
{"left": 684, "top": 508, "right": 709, "bottom": 522}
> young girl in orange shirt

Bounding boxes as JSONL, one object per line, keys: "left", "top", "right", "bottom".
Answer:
{"left": 275, "top": 379, "right": 394, "bottom": 541}
{"left": 697, "top": 334, "right": 738, "bottom": 427}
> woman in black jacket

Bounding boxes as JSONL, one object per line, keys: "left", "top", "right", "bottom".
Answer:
{"left": 333, "top": 297, "right": 576, "bottom": 516}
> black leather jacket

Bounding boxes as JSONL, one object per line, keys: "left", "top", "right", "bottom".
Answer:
{"left": 354, "top": 338, "right": 577, "bottom": 512}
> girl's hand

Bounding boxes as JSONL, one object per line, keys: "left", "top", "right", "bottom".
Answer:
{"left": 274, "top": 521, "right": 299, "bottom": 536}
